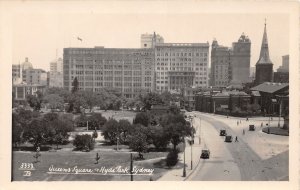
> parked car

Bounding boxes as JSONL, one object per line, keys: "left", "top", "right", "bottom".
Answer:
{"left": 249, "top": 125, "right": 255, "bottom": 131}
{"left": 200, "top": 149, "right": 210, "bottom": 159}
{"left": 225, "top": 135, "right": 232, "bottom": 142}
{"left": 220, "top": 129, "right": 227, "bottom": 136}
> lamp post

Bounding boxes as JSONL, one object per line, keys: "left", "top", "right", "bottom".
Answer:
{"left": 278, "top": 98, "right": 281, "bottom": 128}
{"left": 183, "top": 138, "right": 186, "bottom": 177}
{"left": 190, "top": 139, "right": 194, "bottom": 170}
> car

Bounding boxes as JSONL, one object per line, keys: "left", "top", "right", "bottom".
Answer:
{"left": 220, "top": 129, "right": 227, "bottom": 136}
{"left": 225, "top": 135, "right": 232, "bottom": 142}
{"left": 200, "top": 149, "right": 210, "bottom": 159}
{"left": 249, "top": 125, "right": 255, "bottom": 131}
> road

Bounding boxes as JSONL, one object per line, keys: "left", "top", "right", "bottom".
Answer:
{"left": 187, "top": 113, "right": 288, "bottom": 181}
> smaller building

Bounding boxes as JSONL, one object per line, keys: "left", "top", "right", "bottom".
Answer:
{"left": 250, "top": 82, "right": 289, "bottom": 114}
{"left": 273, "top": 72, "right": 289, "bottom": 83}
{"left": 12, "top": 83, "right": 46, "bottom": 101}
{"left": 49, "top": 72, "right": 63, "bottom": 88}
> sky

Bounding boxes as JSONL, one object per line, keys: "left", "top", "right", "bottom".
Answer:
{"left": 12, "top": 11, "right": 289, "bottom": 72}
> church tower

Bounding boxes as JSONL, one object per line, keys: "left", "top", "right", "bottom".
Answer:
{"left": 255, "top": 20, "right": 273, "bottom": 85}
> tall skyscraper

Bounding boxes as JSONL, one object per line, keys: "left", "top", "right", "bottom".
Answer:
{"left": 49, "top": 58, "right": 64, "bottom": 87}
{"left": 255, "top": 21, "right": 273, "bottom": 85}
{"left": 230, "top": 33, "right": 251, "bottom": 84}
{"left": 154, "top": 43, "right": 209, "bottom": 92}
{"left": 210, "top": 39, "right": 231, "bottom": 87}
{"left": 50, "top": 58, "right": 63, "bottom": 73}
{"left": 141, "top": 32, "right": 164, "bottom": 48}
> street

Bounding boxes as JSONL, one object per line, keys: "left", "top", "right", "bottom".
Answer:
{"left": 185, "top": 112, "right": 288, "bottom": 181}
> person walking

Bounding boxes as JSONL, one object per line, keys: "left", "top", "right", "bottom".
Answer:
{"left": 237, "top": 121, "right": 239, "bottom": 126}
{"left": 261, "top": 122, "right": 263, "bottom": 127}
{"left": 243, "top": 129, "right": 245, "bottom": 135}
{"left": 235, "top": 136, "right": 239, "bottom": 142}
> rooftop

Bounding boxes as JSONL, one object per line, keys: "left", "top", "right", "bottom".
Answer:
{"left": 250, "top": 82, "right": 289, "bottom": 93}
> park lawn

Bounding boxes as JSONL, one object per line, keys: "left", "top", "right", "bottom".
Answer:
{"left": 12, "top": 150, "right": 168, "bottom": 181}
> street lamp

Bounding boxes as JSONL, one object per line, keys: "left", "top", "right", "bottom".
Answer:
{"left": 183, "top": 137, "right": 186, "bottom": 177}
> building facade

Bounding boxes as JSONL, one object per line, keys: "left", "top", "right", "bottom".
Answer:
{"left": 210, "top": 39, "right": 231, "bottom": 87}
{"left": 154, "top": 43, "right": 209, "bottom": 92}
{"left": 210, "top": 34, "right": 251, "bottom": 87}
{"left": 230, "top": 33, "right": 251, "bottom": 84}
{"left": 22, "top": 68, "right": 47, "bottom": 85}
{"left": 63, "top": 47, "right": 155, "bottom": 98}
{"left": 12, "top": 84, "right": 46, "bottom": 101}
{"left": 141, "top": 32, "right": 164, "bottom": 48}
{"left": 277, "top": 55, "right": 289, "bottom": 73}
{"left": 21, "top": 57, "right": 33, "bottom": 70}
{"left": 50, "top": 58, "right": 63, "bottom": 73}
{"left": 255, "top": 22, "right": 274, "bottom": 85}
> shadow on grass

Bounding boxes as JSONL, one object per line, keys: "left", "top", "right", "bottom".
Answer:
{"left": 262, "top": 127, "right": 289, "bottom": 136}
{"left": 12, "top": 146, "right": 52, "bottom": 152}
{"left": 153, "top": 158, "right": 185, "bottom": 170}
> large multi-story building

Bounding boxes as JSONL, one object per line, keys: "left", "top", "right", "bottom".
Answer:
{"left": 210, "top": 39, "right": 231, "bottom": 87}
{"left": 141, "top": 32, "right": 164, "bottom": 48}
{"left": 210, "top": 34, "right": 251, "bottom": 87}
{"left": 231, "top": 33, "right": 251, "bottom": 84}
{"left": 255, "top": 22, "right": 273, "bottom": 85}
{"left": 12, "top": 64, "right": 21, "bottom": 84}
{"left": 154, "top": 43, "right": 209, "bottom": 92}
{"left": 63, "top": 47, "right": 155, "bottom": 98}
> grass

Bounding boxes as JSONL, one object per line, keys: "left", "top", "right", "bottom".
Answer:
{"left": 262, "top": 127, "right": 289, "bottom": 136}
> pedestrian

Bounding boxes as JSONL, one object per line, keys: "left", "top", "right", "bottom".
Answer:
{"left": 235, "top": 136, "right": 239, "bottom": 142}
{"left": 271, "top": 117, "right": 273, "bottom": 121}
{"left": 240, "top": 120, "right": 242, "bottom": 124}
{"left": 243, "top": 129, "right": 245, "bottom": 135}
{"left": 246, "top": 117, "right": 249, "bottom": 121}
{"left": 237, "top": 121, "right": 239, "bottom": 126}
{"left": 261, "top": 122, "right": 263, "bottom": 127}
{"left": 267, "top": 127, "right": 270, "bottom": 134}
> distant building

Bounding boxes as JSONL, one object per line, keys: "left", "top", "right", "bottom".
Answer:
{"left": 277, "top": 55, "right": 289, "bottom": 73}
{"left": 49, "top": 58, "right": 63, "bottom": 87}
{"left": 249, "top": 66, "right": 256, "bottom": 82}
{"left": 155, "top": 43, "right": 209, "bottom": 93}
{"left": 21, "top": 57, "right": 33, "bottom": 70}
{"left": 210, "top": 39, "right": 231, "bottom": 87}
{"left": 183, "top": 87, "right": 199, "bottom": 110}
{"left": 12, "top": 64, "right": 22, "bottom": 84}
{"left": 273, "top": 72, "right": 289, "bottom": 83}
{"left": 12, "top": 84, "right": 46, "bottom": 101}
{"left": 141, "top": 32, "right": 164, "bottom": 48}
{"left": 50, "top": 58, "right": 63, "bottom": 73}
{"left": 230, "top": 33, "right": 251, "bottom": 85}
{"left": 49, "top": 72, "right": 63, "bottom": 87}
{"left": 255, "top": 22, "right": 273, "bottom": 85}
{"left": 22, "top": 68, "right": 47, "bottom": 85}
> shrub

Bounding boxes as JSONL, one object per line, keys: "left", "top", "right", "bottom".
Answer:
{"left": 73, "top": 134, "right": 94, "bottom": 151}
{"left": 166, "top": 149, "right": 179, "bottom": 168}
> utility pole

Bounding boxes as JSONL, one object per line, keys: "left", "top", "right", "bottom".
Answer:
{"left": 86, "top": 121, "right": 88, "bottom": 131}
{"left": 190, "top": 140, "right": 193, "bottom": 170}
{"left": 183, "top": 138, "right": 186, "bottom": 177}
{"left": 130, "top": 153, "right": 133, "bottom": 181}
{"left": 278, "top": 98, "right": 281, "bottom": 128}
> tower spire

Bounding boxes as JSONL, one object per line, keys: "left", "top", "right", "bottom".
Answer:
{"left": 257, "top": 19, "right": 272, "bottom": 64}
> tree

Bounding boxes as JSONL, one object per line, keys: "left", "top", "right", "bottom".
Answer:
{"left": 12, "top": 113, "right": 24, "bottom": 147}
{"left": 23, "top": 118, "right": 52, "bottom": 149}
{"left": 128, "top": 130, "right": 148, "bottom": 159}
{"left": 142, "top": 92, "right": 163, "bottom": 110}
{"left": 148, "top": 125, "right": 169, "bottom": 150}
{"left": 26, "top": 94, "right": 42, "bottom": 111}
{"left": 118, "top": 119, "right": 132, "bottom": 143}
{"left": 161, "top": 113, "right": 194, "bottom": 150}
{"left": 43, "top": 94, "right": 64, "bottom": 111}
{"left": 73, "top": 134, "right": 94, "bottom": 151}
{"left": 92, "top": 129, "right": 98, "bottom": 142}
{"left": 71, "top": 77, "right": 79, "bottom": 94}
{"left": 101, "top": 119, "right": 119, "bottom": 144}
{"left": 168, "top": 104, "right": 180, "bottom": 115}
{"left": 88, "top": 113, "right": 107, "bottom": 130}
{"left": 166, "top": 149, "right": 179, "bottom": 168}
{"left": 82, "top": 91, "right": 100, "bottom": 112}
{"left": 133, "top": 112, "right": 150, "bottom": 127}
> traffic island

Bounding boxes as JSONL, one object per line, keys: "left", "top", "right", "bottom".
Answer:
{"left": 262, "top": 127, "right": 289, "bottom": 136}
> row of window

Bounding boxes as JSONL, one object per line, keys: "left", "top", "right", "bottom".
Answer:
{"left": 156, "top": 52, "right": 208, "bottom": 57}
